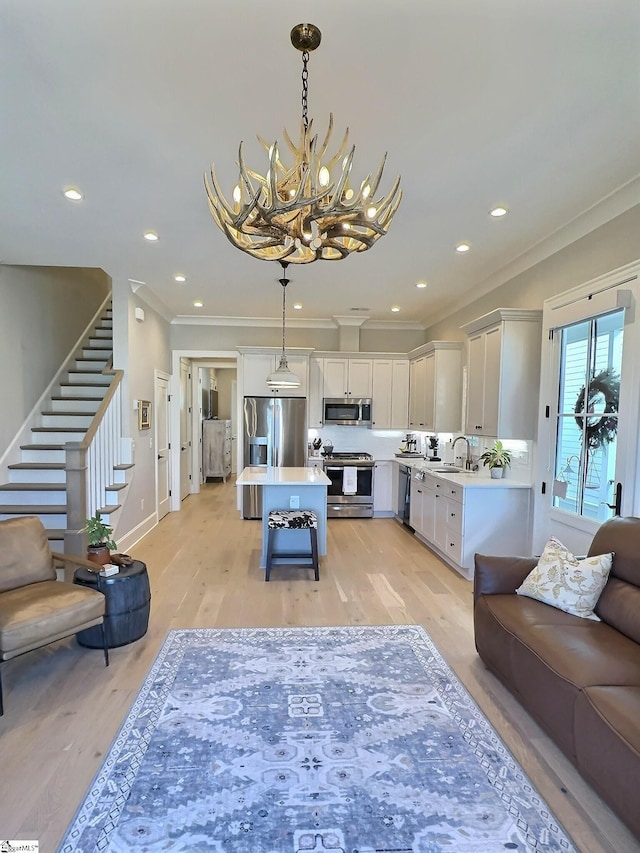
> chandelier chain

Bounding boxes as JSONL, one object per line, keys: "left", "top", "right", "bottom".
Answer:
{"left": 301, "top": 51, "right": 309, "bottom": 130}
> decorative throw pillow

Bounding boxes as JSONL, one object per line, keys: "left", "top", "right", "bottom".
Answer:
{"left": 516, "top": 535, "right": 613, "bottom": 621}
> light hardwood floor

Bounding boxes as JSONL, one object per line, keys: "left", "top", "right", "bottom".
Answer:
{"left": 1, "top": 480, "right": 638, "bottom": 852}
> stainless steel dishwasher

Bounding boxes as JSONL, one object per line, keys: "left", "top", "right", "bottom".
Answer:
{"left": 396, "top": 463, "right": 412, "bottom": 526}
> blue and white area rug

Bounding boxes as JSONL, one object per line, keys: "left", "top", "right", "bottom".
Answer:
{"left": 58, "top": 625, "right": 577, "bottom": 852}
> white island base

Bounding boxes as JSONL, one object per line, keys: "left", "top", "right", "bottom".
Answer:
{"left": 236, "top": 467, "right": 331, "bottom": 570}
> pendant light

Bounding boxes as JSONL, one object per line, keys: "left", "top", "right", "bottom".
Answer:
{"left": 204, "top": 23, "right": 401, "bottom": 263}
{"left": 266, "top": 261, "right": 300, "bottom": 389}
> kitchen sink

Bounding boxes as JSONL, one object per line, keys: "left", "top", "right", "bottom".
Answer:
{"left": 431, "top": 466, "right": 463, "bottom": 473}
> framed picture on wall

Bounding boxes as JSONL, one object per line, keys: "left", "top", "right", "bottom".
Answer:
{"left": 138, "top": 400, "right": 151, "bottom": 430}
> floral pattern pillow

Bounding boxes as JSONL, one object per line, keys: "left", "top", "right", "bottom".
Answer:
{"left": 516, "top": 535, "right": 613, "bottom": 621}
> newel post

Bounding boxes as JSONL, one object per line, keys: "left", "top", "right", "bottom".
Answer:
{"left": 64, "top": 441, "right": 88, "bottom": 557}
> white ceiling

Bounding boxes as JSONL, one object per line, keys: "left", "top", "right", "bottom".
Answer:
{"left": 1, "top": 1, "right": 640, "bottom": 327}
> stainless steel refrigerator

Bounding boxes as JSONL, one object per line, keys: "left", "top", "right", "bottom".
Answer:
{"left": 242, "top": 396, "right": 307, "bottom": 518}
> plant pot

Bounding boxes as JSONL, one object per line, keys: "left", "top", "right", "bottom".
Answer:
{"left": 87, "top": 545, "right": 111, "bottom": 566}
{"left": 490, "top": 467, "right": 504, "bottom": 479}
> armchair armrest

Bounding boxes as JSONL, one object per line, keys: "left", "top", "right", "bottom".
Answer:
{"left": 51, "top": 550, "right": 102, "bottom": 582}
{"left": 473, "top": 554, "right": 538, "bottom": 605}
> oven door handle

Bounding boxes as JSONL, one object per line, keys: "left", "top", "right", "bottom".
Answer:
{"left": 325, "top": 466, "right": 353, "bottom": 472}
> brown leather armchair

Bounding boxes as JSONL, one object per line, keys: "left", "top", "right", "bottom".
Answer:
{"left": 0, "top": 516, "right": 109, "bottom": 715}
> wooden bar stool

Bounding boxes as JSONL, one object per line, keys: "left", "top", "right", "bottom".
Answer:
{"left": 265, "top": 509, "right": 319, "bottom": 582}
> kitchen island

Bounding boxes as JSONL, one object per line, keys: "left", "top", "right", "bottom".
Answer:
{"left": 236, "top": 466, "right": 331, "bottom": 569}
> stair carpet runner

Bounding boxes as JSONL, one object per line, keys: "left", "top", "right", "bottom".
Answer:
{"left": 0, "top": 306, "right": 128, "bottom": 549}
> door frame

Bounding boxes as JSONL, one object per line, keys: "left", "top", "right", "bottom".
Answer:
{"left": 169, "top": 350, "right": 238, "bottom": 512}
{"left": 154, "top": 369, "right": 171, "bottom": 520}
{"left": 532, "top": 260, "right": 640, "bottom": 556}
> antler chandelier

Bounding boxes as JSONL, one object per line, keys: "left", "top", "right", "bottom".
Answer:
{"left": 204, "top": 23, "right": 402, "bottom": 264}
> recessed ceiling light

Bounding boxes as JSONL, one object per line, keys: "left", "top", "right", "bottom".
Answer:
{"left": 293, "top": 303, "right": 303, "bottom": 310}
{"left": 174, "top": 274, "right": 187, "bottom": 283}
{"left": 490, "top": 206, "right": 508, "bottom": 217}
{"left": 456, "top": 242, "right": 471, "bottom": 253}
{"left": 143, "top": 231, "right": 159, "bottom": 242}
{"left": 391, "top": 305, "right": 401, "bottom": 312}
{"left": 416, "top": 281, "right": 428, "bottom": 289}
{"left": 193, "top": 300, "right": 203, "bottom": 308}
{"left": 63, "top": 187, "right": 83, "bottom": 201}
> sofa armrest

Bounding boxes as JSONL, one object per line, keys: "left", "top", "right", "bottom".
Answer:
{"left": 473, "top": 554, "right": 538, "bottom": 605}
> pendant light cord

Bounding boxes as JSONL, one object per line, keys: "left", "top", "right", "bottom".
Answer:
{"left": 279, "top": 260, "right": 290, "bottom": 355}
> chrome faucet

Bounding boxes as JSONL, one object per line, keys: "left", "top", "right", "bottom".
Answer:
{"left": 452, "top": 436, "right": 475, "bottom": 470}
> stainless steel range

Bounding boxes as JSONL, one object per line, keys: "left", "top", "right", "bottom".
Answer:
{"left": 322, "top": 451, "right": 375, "bottom": 518}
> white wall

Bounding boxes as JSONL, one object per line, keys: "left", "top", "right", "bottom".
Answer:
{"left": 0, "top": 264, "right": 111, "bottom": 455}
{"left": 112, "top": 281, "right": 172, "bottom": 547}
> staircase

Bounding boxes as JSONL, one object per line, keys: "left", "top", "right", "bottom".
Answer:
{"left": 0, "top": 303, "right": 132, "bottom": 551}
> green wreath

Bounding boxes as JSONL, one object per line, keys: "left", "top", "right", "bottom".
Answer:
{"left": 574, "top": 367, "right": 620, "bottom": 450}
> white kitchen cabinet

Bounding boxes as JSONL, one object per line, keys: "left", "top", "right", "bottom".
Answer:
{"left": 409, "top": 357, "right": 426, "bottom": 429}
{"left": 323, "top": 357, "right": 372, "bottom": 398}
{"left": 373, "top": 460, "right": 393, "bottom": 515}
{"left": 461, "top": 309, "right": 542, "bottom": 438}
{"left": 372, "top": 359, "right": 409, "bottom": 429}
{"left": 409, "top": 342, "right": 462, "bottom": 432}
{"left": 415, "top": 472, "right": 531, "bottom": 579}
{"left": 409, "top": 470, "right": 425, "bottom": 531}
{"left": 308, "top": 356, "right": 324, "bottom": 427}
{"left": 241, "top": 351, "right": 308, "bottom": 397}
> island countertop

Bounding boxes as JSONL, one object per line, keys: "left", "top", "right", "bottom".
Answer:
{"left": 236, "top": 466, "right": 331, "bottom": 486}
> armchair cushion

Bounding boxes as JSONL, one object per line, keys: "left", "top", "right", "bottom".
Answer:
{"left": 0, "top": 580, "right": 105, "bottom": 659}
{"left": 0, "top": 517, "right": 55, "bottom": 592}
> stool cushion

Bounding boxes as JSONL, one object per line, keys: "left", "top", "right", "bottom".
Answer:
{"left": 268, "top": 510, "right": 318, "bottom": 529}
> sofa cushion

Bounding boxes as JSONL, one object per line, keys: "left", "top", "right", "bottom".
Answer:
{"left": 574, "top": 686, "right": 640, "bottom": 841}
{"left": 0, "top": 581, "right": 105, "bottom": 658}
{"left": 0, "top": 517, "right": 56, "bottom": 593}
{"left": 516, "top": 536, "right": 612, "bottom": 620}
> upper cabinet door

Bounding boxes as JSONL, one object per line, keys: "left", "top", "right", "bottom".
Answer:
{"left": 391, "top": 359, "right": 409, "bottom": 430}
{"left": 323, "top": 357, "right": 373, "bottom": 398}
{"left": 462, "top": 309, "right": 542, "bottom": 438}
{"left": 348, "top": 359, "right": 373, "bottom": 397}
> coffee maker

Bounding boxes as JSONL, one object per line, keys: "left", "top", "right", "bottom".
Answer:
{"left": 427, "top": 436, "right": 441, "bottom": 461}
{"left": 404, "top": 433, "right": 418, "bottom": 454}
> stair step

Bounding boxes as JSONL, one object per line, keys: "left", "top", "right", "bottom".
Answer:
{"left": 31, "top": 426, "right": 86, "bottom": 433}
{"left": 0, "top": 505, "right": 66, "bottom": 513}
{"left": 0, "top": 486, "right": 66, "bottom": 504}
{"left": 59, "top": 384, "right": 108, "bottom": 397}
{"left": 0, "top": 482, "right": 65, "bottom": 490}
{"left": 0, "top": 507, "right": 67, "bottom": 526}
{"left": 40, "top": 413, "right": 94, "bottom": 429}
{"left": 114, "top": 463, "right": 135, "bottom": 470}
{"left": 49, "top": 398, "right": 101, "bottom": 413}
{"left": 20, "top": 446, "right": 66, "bottom": 463}
{"left": 97, "top": 504, "right": 120, "bottom": 515}
{"left": 8, "top": 463, "right": 66, "bottom": 484}
{"left": 107, "top": 483, "right": 127, "bottom": 492}
{"left": 9, "top": 462, "right": 65, "bottom": 470}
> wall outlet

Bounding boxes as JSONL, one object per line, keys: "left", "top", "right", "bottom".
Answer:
{"left": 289, "top": 495, "right": 300, "bottom": 510}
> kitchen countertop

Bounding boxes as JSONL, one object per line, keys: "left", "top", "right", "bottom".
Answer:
{"left": 236, "top": 466, "right": 330, "bottom": 486}
{"left": 391, "top": 458, "right": 532, "bottom": 489}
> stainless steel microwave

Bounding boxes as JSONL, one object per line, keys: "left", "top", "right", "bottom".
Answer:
{"left": 323, "top": 398, "right": 373, "bottom": 427}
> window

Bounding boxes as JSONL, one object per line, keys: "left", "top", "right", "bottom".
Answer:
{"left": 553, "top": 310, "right": 623, "bottom": 520}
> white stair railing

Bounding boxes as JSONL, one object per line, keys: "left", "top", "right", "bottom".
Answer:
{"left": 64, "top": 368, "right": 125, "bottom": 555}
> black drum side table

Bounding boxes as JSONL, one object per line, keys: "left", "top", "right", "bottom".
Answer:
{"left": 74, "top": 560, "right": 151, "bottom": 648}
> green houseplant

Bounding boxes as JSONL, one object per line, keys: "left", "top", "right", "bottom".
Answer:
{"left": 479, "top": 440, "right": 512, "bottom": 479}
{"left": 85, "top": 511, "right": 117, "bottom": 565}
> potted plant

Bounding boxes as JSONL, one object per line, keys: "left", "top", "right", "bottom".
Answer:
{"left": 85, "top": 511, "right": 117, "bottom": 565}
{"left": 479, "top": 440, "right": 512, "bottom": 479}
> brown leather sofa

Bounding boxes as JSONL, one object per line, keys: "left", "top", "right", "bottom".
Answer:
{"left": 0, "top": 516, "right": 109, "bottom": 715}
{"left": 474, "top": 515, "right": 640, "bottom": 841}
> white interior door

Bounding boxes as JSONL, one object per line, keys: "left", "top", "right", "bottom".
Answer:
{"left": 180, "top": 358, "right": 192, "bottom": 500}
{"left": 155, "top": 373, "right": 171, "bottom": 520}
